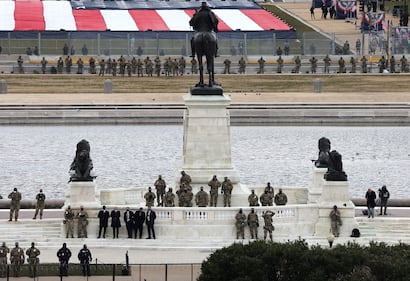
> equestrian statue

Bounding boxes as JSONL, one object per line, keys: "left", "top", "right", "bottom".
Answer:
{"left": 189, "top": 1, "right": 221, "bottom": 91}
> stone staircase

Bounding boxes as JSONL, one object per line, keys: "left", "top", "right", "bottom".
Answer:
{"left": 356, "top": 216, "right": 410, "bottom": 244}
{"left": 0, "top": 219, "right": 62, "bottom": 244}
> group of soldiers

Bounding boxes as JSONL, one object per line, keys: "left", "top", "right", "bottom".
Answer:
{"left": 0, "top": 241, "right": 93, "bottom": 277}
{"left": 17, "top": 53, "right": 410, "bottom": 75}
{"left": 2, "top": 188, "right": 45, "bottom": 222}
{"left": 144, "top": 172, "right": 235, "bottom": 208}
{"left": 0, "top": 241, "right": 40, "bottom": 278}
{"left": 235, "top": 208, "right": 276, "bottom": 241}
{"left": 17, "top": 55, "right": 198, "bottom": 76}
{"left": 248, "top": 183, "right": 288, "bottom": 207}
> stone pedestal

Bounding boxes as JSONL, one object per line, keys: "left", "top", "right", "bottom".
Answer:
{"left": 175, "top": 92, "right": 248, "bottom": 206}
{"left": 314, "top": 179, "right": 358, "bottom": 237}
{"left": 308, "top": 166, "right": 327, "bottom": 203}
{"left": 64, "top": 181, "right": 101, "bottom": 209}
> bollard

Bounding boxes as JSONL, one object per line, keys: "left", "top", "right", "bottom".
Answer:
{"left": 0, "top": 79, "right": 7, "bottom": 94}
{"left": 313, "top": 78, "right": 322, "bottom": 93}
{"left": 104, "top": 79, "right": 112, "bottom": 94}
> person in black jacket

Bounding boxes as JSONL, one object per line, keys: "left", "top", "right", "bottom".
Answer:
{"left": 97, "top": 206, "right": 109, "bottom": 238}
{"left": 77, "top": 244, "right": 92, "bottom": 276}
{"left": 57, "top": 243, "right": 71, "bottom": 276}
{"left": 124, "top": 207, "right": 134, "bottom": 238}
{"left": 146, "top": 206, "right": 157, "bottom": 239}
{"left": 365, "top": 188, "right": 377, "bottom": 218}
{"left": 133, "top": 207, "right": 145, "bottom": 239}
{"left": 111, "top": 207, "right": 121, "bottom": 239}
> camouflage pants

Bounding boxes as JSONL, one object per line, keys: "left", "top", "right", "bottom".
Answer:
{"left": 210, "top": 193, "right": 218, "bottom": 207}
{"left": 223, "top": 194, "right": 231, "bottom": 207}
{"left": 66, "top": 220, "right": 74, "bottom": 238}
{"left": 9, "top": 203, "right": 20, "bottom": 221}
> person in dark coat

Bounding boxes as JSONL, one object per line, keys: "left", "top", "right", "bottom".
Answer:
{"left": 123, "top": 207, "right": 134, "bottom": 238}
{"left": 97, "top": 206, "right": 109, "bottom": 238}
{"left": 145, "top": 206, "right": 156, "bottom": 239}
{"left": 133, "top": 207, "right": 146, "bottom": 239}
{"left": 365, "top": 188, "right": 377, "bottom": 218}
{"left": 110, "top": 207, "right": 121, "bottom": 239}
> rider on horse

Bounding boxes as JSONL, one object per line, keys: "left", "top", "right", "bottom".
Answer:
{"left": 189, "top": 1, "right": 219, "bottom": 58}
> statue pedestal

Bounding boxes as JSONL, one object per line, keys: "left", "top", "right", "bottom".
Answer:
{"left": 175, "top": 91, "right": 248, "bottom": 206}
{"left": 64, "top": 181, "right": 100, "bottom": 209}
{"left": 308, "top": 166, "right": 327, "bottom": 203}
{"left": 314, "top": 180, "right": 358, "bottom": 237}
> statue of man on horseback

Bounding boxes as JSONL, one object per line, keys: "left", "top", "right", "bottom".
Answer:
{"left": 189, "top": 1, "right": 221, "bottom": 90}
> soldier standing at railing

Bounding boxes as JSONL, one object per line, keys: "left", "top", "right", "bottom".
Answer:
{"left": 221, "top": 177, "right": 233, "bottom": 207}
{"left": 26, "top": 242, "right": 40, "bottom": 278}
{"left": 10, "top": 242, "right": 24, "bottom": 277}
{"left": 262, "top": 211, "right": 275, "bottom": 241}
{"left": 0, "top": 242, "right": 9, "bottom": 278}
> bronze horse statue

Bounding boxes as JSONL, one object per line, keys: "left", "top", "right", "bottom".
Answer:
{"left": 189, "top": 2, "right": 219, "bottom": 87}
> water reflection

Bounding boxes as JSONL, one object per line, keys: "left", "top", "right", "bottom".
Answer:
{"left": 0, "top": 125, "right": 408, "bottom": 199}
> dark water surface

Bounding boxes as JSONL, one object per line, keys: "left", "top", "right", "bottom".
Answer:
{"left": 1, "top": 125, "right": 409, "bottom": 200}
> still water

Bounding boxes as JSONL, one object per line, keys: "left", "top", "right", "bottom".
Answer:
{"left": 0, "top": 125, "right": 409, "bottom": 200}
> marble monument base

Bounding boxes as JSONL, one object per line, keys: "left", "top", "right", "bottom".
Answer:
{"left": 64, "top": 181, "right": 101, "bottom": 209}
{"left": 314, "top": 179, "right": 358, "bottom": 237}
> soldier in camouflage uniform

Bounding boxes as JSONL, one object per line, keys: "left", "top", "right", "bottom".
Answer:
{"left": 26, "top": 242, "right": 40, "bottom": 278}
{"left": 57, "top": 57, "right": 64, "bottom": 74}
{"left": 154, "top": 56, "right": 161, "bottom": 76}
{"left": 89, "top": 57, "right": 96, "bottom": 74}
{"left": 191, "top": 57, "right": 198, "bottom": 74}
{"left": 248, "top": 189, "right": 259, "bottom": 206}
{"left": 164, "top": 188, "right": 175, "bottom": 207}
{"left": 262, "top": 210, "right": 275, "bottom": 241}
{"left": 65, "top": 56, "right": 72, "bottom": 74}
{"left": 235, "top": 208, "right": 246, "bottom": 239}
{"left": 76, "top": 206, "right": 89, "bottom": 238}
{"left": 309, "top": 56, "right": 318, "bottom": 73}
{"left": 247, "top": 208, "right": 259, "bottom": 239}
{"left": 0, "top": 242, "right": 9, "bottom": 277}
{"left": 64, "top": 205, "right": 75, "bottom": 238}
{"left": 195, "top": 186, "right": 209, "bottom": 207}
{"left": 106, "top": 58, "right": 112, "bottom": 75}
{"left": 208, "top": 175, "right": 221, "bottom": 207}
{"left": 154, "top": 175, "right": 166, "bottom": 206}
{"left": 221, "top": 177, "right": 233, "bottom": 207}
{"left": 178, "top": 56, "right": 186, "bottom": 75}
{"left": 17, "top": 56, "right": 24, "bottom": 74}
{"left": 112, "top": 59, "right": 117, "bottom": 76}
{"left": 260, "top": 190, "right": 273, "bottom": 206}
{"left": 338, "top": 57, "right": 346, "bottom": 73}
{"left": 41, "top": 57, "right": 48, "bottom": 74}
{"left": 8, "top": 188, "right": 22, "bottom": 221}
{"left": 360, "top": 56, "right": 367, "bottom": 73}
{"left": 137, "top": 58, "right": 144, "bottom": 77}
{"left": 77, "top": 58, "right": 84, "bottom": 74}
{"left": 180, "top": 171, "right": 192, "bottom": 190}
{"left": 323, "top": 54, "right": 331, "bottom": 73}
{"left": 277, "top": 55, "right": 284, "bottom": 73}
{"left": 294, "top": 55, "right": 301, "bottom": 73}
{"left": 350, "top": 57, "right": 356, "bottom": 73}
{"left": 99, "top": 59, "right": 106, "bottom": 76}
{"left": 131, "top": 57, "right": 137, "bottom": 74}
{"left": 10, "top": 242, "right": 24, "bottom": 277}
{"left": 238, "top": 57, "right": 246, "bottom": 74}
{"left": 274, "top": 188, "right": 288, "bottom": 206}
{"left": 257, "top": 56, "right": 265, "bottom": 74}
{"left": 33, "top": 188, "right": 46, "bottom": 219}
{"left": 144, "top": 187, "right": 156, "bottom": 207}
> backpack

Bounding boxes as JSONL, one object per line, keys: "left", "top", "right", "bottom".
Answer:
{"left": 350, "top": 228, "right": 360, "bottom": 238}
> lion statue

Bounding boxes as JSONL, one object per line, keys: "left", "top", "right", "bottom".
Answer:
{"left": 69, "top": 139, "right": 95, "bottom": 182}
{"left": 324, "top": 150, "right": 348, "bottom": 181}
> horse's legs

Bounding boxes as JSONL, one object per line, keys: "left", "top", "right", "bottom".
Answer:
{"left": 206, "top": 55, "right": 214, "bottom": 86}
{"left": 198, "top": 55, "right": 204, "bottom": 86}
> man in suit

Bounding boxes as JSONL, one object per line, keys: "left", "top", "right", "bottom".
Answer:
{"left": 146, "top": 206, "right": 157, "bottom": 239}
{"left": 123, "top": 207, "right": 134, "bottom": 238}
{"left": 133, "top": 207, "right": 145, "bottom": 239}
{"left": 97, "top": 206, "right": 109, "bottom": 238}
{"left": 111, "top": 207, "right": 121, "bottom": 239}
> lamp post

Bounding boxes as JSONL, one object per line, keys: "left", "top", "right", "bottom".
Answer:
{"left": 327, "top": 233, "right": 335, "bottom": 248}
